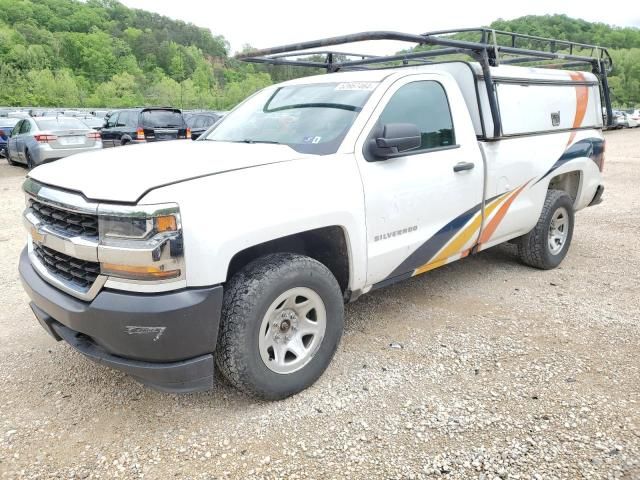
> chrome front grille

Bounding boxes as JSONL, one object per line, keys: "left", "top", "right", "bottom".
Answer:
{"left": 23, "top": 178, "right": 184, "bottom": 300}
{"left": 23, "top": 179, "right": 106, "bottom": 300}
{"left": 33, "top": 243, "right": 100, "bottom": 289}
{"left": 29, "top": 199, "right": 99, "bottom": 238}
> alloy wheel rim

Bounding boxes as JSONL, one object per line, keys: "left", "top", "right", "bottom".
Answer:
{"left": 258, "top": 287, "right": 326, "bottom": 374}
{"left": 548, "top": 206, "right": 569, "bottom": 255}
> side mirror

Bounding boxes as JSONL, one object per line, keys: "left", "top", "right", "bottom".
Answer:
{"left": 367, "top": 123, "right": 421, "bottom": 161}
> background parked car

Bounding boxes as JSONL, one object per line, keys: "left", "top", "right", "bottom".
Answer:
{"left": 6, "top": 116, "right": 102, "bottom": 169}
{"left": 626, "top": 108, "right": 640, "bottom": 122}
{"left": 6, "top": 111, "right": 30, "bottom": 119}
{"left": 184, "top": 111, "right": 222, "bottom": 140}
{"left": 612, "top": 110, "right": 625, "bottom": 129}
{"left": 80, "top": 115, "right": 106, "bottom": 131}
{"left": 90, "top": 109, "right": 110, "bottom": 119}
{"left": 101, "top": 107, "right": 190, "bottom": 147}
{"left": 615, "top": 111, "right": 639, "bottom": 128}
{"left": 0, "top": 117, "right": 20, "bottom": 158}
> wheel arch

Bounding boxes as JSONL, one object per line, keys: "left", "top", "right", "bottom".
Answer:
{"left": 226, "top": 226, "right": 352, "bottom": 297}
{"left": 547, "top": 170, "right": 582, "bottom": 207}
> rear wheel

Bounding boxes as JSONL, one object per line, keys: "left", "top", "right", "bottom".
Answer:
{"left": 215, "top": 253, "right": 344, "bottom": 399}
{"left": 25, "top": 150, "right": 35, "bottom": 170}
{"left": 517, "top": 189, "right": 574, "bottom": 270}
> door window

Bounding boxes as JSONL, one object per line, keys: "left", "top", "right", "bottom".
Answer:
{"left": 378, "top": 81, "right": 455, "bottom": 150}
{"left": 11, "top": 121, "right": 23, "bottom": 136}
{"left": 202, "top": 115, "right": 218, "bottom": 127}
{"left": 106, "top": 113, "right": 118, "bottom": 128}
{"left": 116, "top": 112, "right": 129, "bottom": 127}
{"left": 20, "top": 120, "right": 31, "bottom": 134}
{"left": 127, "top": 111, "right": 139, "bottom": 127}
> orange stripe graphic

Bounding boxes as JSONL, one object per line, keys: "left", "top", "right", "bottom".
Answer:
{"left": 478, "top": 182, "right": 529, "bottom": 244}
{"left": 567, "top": 72, "right": 589, "bottom": 146}
{"left": 427, "top": 192, "right": 510, "bottom": 265}
{"left": 412, "top": 191, "right": 513, "bottom": 276}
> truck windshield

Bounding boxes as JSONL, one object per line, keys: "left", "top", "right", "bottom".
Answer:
{"left": 203, "top": 82, "right": 378, "bottom": 154}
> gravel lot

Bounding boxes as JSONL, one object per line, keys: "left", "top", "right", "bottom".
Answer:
{"left": 1, "top": 129, "right": 639, "bottom": 480}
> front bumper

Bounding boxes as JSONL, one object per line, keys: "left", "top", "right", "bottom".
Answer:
{"left": 19, "top": 248, "right": 223, "bottom": 393}
{"left": 589, "top": 185, "right": 605, "bottom": 206}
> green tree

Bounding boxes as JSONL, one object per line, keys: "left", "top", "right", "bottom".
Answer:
{"left": 89, "top": 72, "right": 142, "bottom": 107}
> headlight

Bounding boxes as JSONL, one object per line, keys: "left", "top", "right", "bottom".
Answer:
{"left": 100, "top": 216, "right": 153, "bottom": 239}
{"left": 99, "top": 205, "right": 180, "bottom": 240}
{"left": 97, "top": 204, "right": 184, "bottom": 282}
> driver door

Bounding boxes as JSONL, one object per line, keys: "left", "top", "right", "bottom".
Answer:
{"left": 7, "top": 120, "right": 22, "bottom": 162}
{"left": 102, "top": 113, "right": 118, "bottom": 148}
{"left": 355, "top": 74, "right": 484, "bottom": 287}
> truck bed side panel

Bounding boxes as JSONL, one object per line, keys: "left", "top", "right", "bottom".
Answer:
{"left": 477, "top": 129, "right": 604, "bottom": 251}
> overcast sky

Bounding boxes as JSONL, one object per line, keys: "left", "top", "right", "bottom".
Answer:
{"left": 120, "top": 0, "right": 640, "bottom": 55}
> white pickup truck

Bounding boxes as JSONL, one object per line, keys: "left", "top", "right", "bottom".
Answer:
{"left": 19, "top": 30, "right": 609, "bottom": 399}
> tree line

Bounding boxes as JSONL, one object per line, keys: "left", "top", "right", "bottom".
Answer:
{"left": 0, "top": 2, "right": 638, "bottom": 109}
{"left": 0, "top": 0, "right": 279, "bottom": 109}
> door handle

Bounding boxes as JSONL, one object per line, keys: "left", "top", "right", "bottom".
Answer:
{"left": 453, "top": 161, "right": 475, "bottom": 172}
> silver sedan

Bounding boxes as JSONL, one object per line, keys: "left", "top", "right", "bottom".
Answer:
{"left": 6, "top": 117, "right": 103, "bottom": 169}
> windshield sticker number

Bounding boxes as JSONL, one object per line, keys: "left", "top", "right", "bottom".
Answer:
{"left": 303, "top": 136, "right": 322, "bottom": 144}
{"left": 335, "top": 82, "right": 377, "bottom": 91}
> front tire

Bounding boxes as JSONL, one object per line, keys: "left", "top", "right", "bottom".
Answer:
{"left": 215, "top": 253, "right": 344, "bottom": 400}
{"left": 517, "top": 189, "right": 574, "bottom": 270}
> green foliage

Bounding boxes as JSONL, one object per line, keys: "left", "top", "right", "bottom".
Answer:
{"left": 608, "top": 49, "right": 640, "bottom": 106}
{"left": 489, "top": 15, "right": 640, "bottom": 49}
{"left": 0, "top": 5, "right": 638, "bottom": 109}
{"left": 0, "top": 0, "right": 266, "bottom": 109}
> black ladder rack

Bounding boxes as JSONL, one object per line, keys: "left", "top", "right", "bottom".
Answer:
{"left": 236, "top": 29, "right": 614, "bottom": 135}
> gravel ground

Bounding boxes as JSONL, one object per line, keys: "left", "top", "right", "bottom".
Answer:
{"left": 1, "top": 129, "right": 639, "bottom": 480}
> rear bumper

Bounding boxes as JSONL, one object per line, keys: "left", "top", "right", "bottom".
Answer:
{"left": 589, "top": 185, "right": 605, "bottom": 206}
{"left": 33, "top": 143, "right": 103, "bottom": 165}
{"left": 19, "top": 247, "right": 223, "bottom": 393}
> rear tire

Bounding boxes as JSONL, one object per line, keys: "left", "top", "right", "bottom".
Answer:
{"left": 517, "top": 189, "right": 574, "bottom": 270}
{"left": 26, "top": 150, "right": 34, "bottom": 170}
{"left": 215, "top": 253, "right": 344, "bottom": 400}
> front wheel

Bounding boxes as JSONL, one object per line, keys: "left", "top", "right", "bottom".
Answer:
{"left": 216, "top": 253, "right": 344, "bottom": 400}
{"left": 7, "top": 152, "right": 19, "bottom": 166}
{"left": 517, "top": 189, "right": 575, "bottom": 270}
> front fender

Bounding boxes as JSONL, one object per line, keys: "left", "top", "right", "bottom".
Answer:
{"left": 141, "top": 154, "right": 368, "bottom": 291}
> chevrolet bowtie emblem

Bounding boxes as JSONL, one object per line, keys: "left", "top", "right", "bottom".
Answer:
{"left": 30, "top": 226, "right": 44, "bottom": 243}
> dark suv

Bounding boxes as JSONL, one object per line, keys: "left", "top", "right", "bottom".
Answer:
{"left": 184, "top": 111, "right": 222, "bottom": 140}
{"left": 101, "top": 108, "right": 190, "bottom": 147}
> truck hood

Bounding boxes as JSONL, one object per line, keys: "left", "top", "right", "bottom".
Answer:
{"left": 28, "top": 140, "right": 309, "bottom": 203}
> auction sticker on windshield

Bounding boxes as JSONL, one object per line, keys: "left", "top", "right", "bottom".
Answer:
{"left": 335, "top": 82, "right": 378, "bottom": 91}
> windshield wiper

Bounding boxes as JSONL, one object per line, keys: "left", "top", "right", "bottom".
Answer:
{"left": 237, "top": 139, "right": 282, "bottom": 145}
{"left": 200, "top": 138, "right": 282, "bottom": 145}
